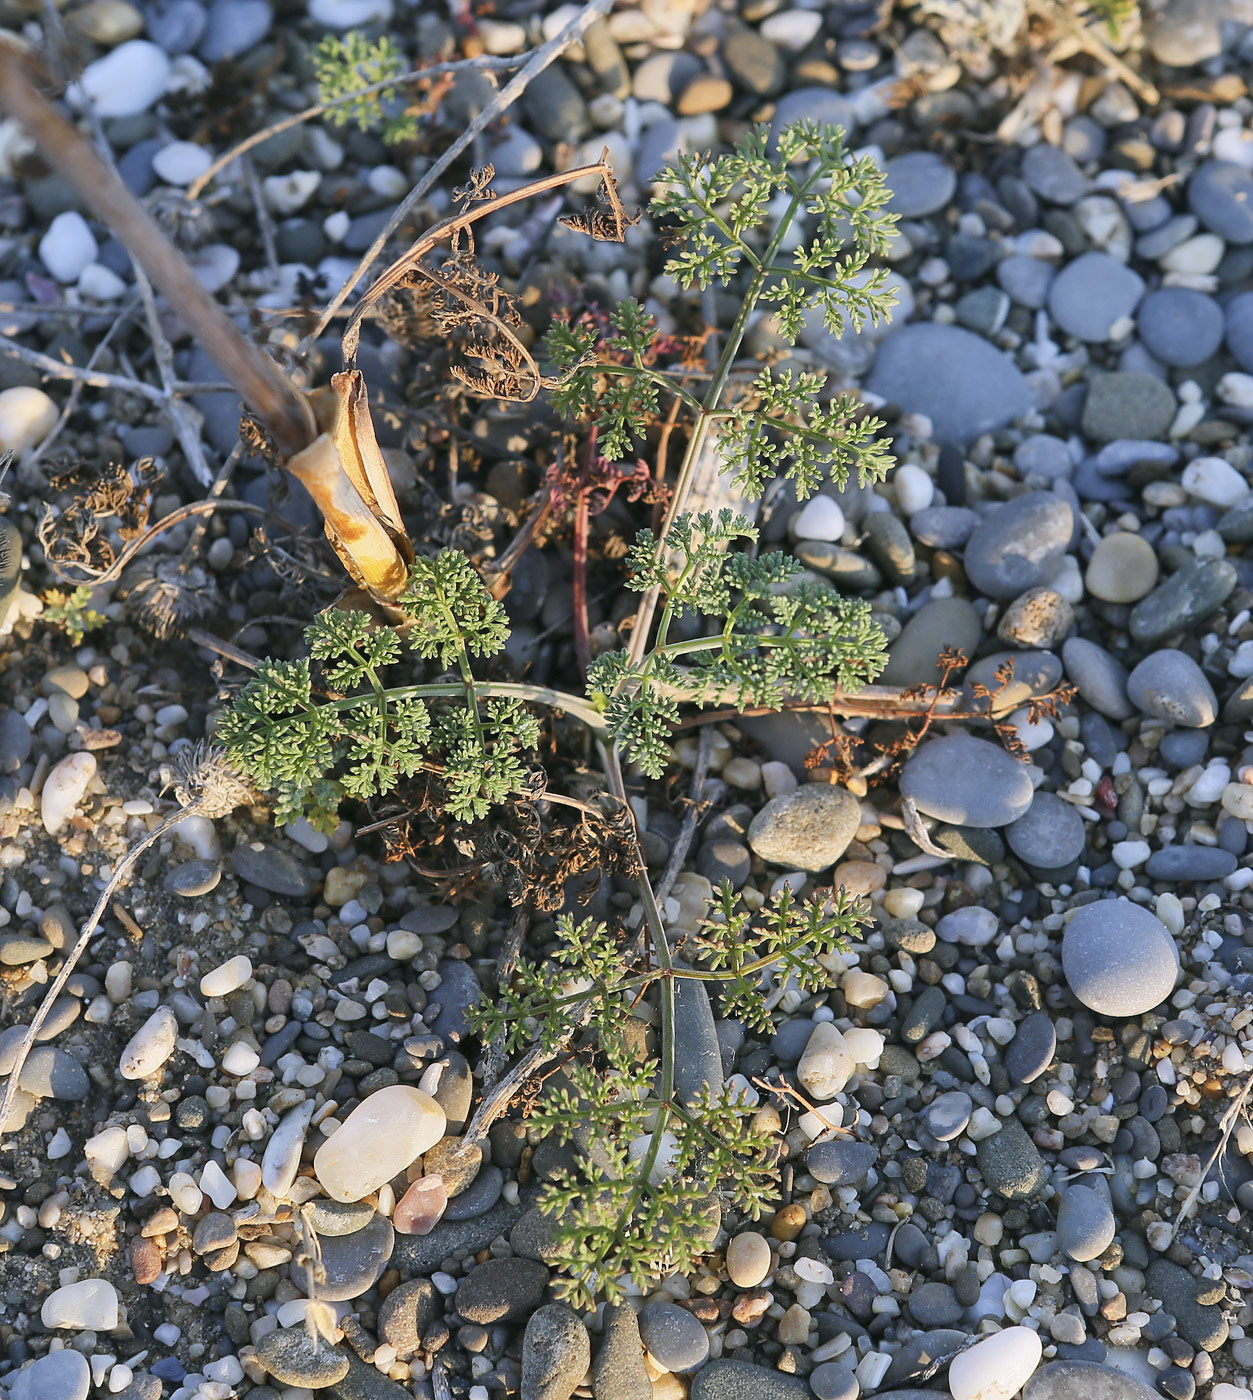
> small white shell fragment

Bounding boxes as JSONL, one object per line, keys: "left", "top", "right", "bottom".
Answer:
{"left": 41, "top": 751, "right": 97, "bottom": 834}
{"left": 119, "top": 1006, "right": 178, "bottom": 1080}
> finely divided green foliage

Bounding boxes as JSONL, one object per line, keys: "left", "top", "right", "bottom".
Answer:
{"left": 591, "top": 509, "right": 885, "bottom": 777}
{"left": 217, "top": 558, "right": 536, "bottom": 826}
{"left": 312, "top": 33, "right": 418, "bottom": 146}
{"left": 221, "top": 119, "right": 892, "bottom": 1303}
{"left": 546, "top": 120, "right": 898, "bottom": 500}
{"left": 470, "top": 882, "right": 870, "bottom": 1306}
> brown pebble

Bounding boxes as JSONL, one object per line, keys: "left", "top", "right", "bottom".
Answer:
{"left": 203, "top": 1239, "right": 240, "bottom": 1272}
{"left": 129, "top": 1235, "right": 162, "bottom": 1285}
{"left": 143, "top": 1207, "right": 179, "bottom": 1237}
{"left": 771, "top": 1203, "right": 807, "bottom": 1241}
{"left": 731, "top": 1289, "right": 772, "bottom": 1326}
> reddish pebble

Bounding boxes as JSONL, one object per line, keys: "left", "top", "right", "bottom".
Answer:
{"left": 393, "top": 1175, "right": 447, "bottom": 1235}
{"left": 130, "top": 1235, "right": 162, "bottom": 1285}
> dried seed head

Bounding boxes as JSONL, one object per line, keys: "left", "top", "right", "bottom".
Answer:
{"left": 171, "top": 741, "right": 252, "bottom": 817}
{"left": 127, "top": 558, "right": 221, "bottom": 639}
{"left": 147, "top": 189, "right": 217, "bottom": 249}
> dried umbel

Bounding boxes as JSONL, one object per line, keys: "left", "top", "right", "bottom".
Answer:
{"left": 170, "top": 741, "right": 253, "bottom": 818}
{"left": 125, "top": 557, "right": 221, "bottom": 639}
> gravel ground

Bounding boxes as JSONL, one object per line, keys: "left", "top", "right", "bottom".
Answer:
{"left": 5, "top": 3, "right": 1253, "bottom": 1400}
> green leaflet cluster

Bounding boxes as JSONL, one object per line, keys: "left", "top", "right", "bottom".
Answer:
{"left": 469, "top": 881, "right": 870, "bottom": 1306}
{"left": 217, "top": 553, "right": 539, "bottom": 827}
{"left": 591, "top": 510, "right": 887, "bottom": 778}
{"left": 545, "top": 119, "right": 898, "bottom": 500}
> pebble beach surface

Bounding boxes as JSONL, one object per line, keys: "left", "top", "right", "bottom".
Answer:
{"left": 5, "top": 2, "right": 1253, "bottom": 1400}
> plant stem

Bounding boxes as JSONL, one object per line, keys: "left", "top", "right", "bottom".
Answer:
{"left": 623, "top": 180, "right": 813, "bottom": 671}
{"left": 572, "top": 428, "right": 598, "bottom": 678}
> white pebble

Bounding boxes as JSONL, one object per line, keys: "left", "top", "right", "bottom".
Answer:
{"left": 1181, "top": 456, "right": 1249, "bottom": 507}
{"left": 0, "top": 386, "right": 57, "bottom": 461}
{"left": 41, "top": 1278, "right": 119, "bottom": 1330}
{"left": 119, "top": 1006, "right": 178, "bottom": 1079}
{"left": 761, "top": 761, "right": 798, "bottom": 799}
{"left": 200, "top": 955, "right": 252, "bottom": 998}
{"left": 41, "top": 751, "right": 97, "bottom": 834}
{"left": 85, "top": 1125, "right": 130, "bottom": 1175}
{"left": 189, "top": 243, "right": 240, "bottom": 295}
{"left": 798, "top": 1022, "right": 854, "bottom": 1100}
{"left": 1218, "top": 372, "right": 1253, "bottom": 411}
{"left": 262, "top": 1099, "right": 314, "bottom": 1198}
{"left": 262, "top": 170, "right": 321, "bottom": 214}
{"left": 894, "top": 462, "right": 934, "bottom": 514}
{"left": 73, "top": 40, "right": 171, "bottom": 117}
{"left": 948, "top": 1325, "right": 1042, "bottom": 1400}
{"left": 792, "top": 495, "right": 846, "bottom": 542}
{"left": 200, "top": 1158, "right": 237, "bottom": 1209}
{"left": 38, "top": 207, "right": 97, "bottom": 281}
{"left": 221, "top": 1041, "right": 259, "bottom": 1075}
{"left": 152, "top": 140, "right": 212, "bottom": 186}
{"left": 78, "top": 262, "right": 128, "bottom": 300}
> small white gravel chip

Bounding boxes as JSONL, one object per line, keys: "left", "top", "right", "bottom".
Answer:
{"left": 200, "top": 955, "right": 252, "bottom": 998}
{"left": 151, "top": 140, "right": 212, "bottom": 186}
{"left": 41, "top": 1278, "right": 119, "bottom": 1330}
{"left": 200, "top": 1159, "right": 237, "bottom": 1209}
{"left": 792, "top": 495, "right": 846, "bottom": 542}
{"left": 262, "top": 169, "right": 320, "bottom": 214}
{"left": 894, "top": 462, "right": 935, "bottom": 514}
{"left": 78, "top": 262, "right": 128, "bottom": 300}
{"left": 41, "top": 751, "right": 97, "bottom": 835}
{"left": 119, "top": 1006, "right": 178, "bottom": 1079}
{"left": 85, "top": 1125, "right": 129, "bottom": 1175}
{"left": 221, "top": 1041, "right": 260, "bottom": 1075}
{"left": 38, "top": 211, "right": 97, "bottom": 282}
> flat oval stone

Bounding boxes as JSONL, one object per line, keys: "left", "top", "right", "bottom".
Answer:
{"left": 921, "top": 1090, "right": 972, "bottom": 1142}
{"left": 899, "top": 734, "right": 1034, "bottom": 828}
{"left": 747, "top": 784, "right": 861, "bottom": 873}
{"left": 1062, "top": 637, "right": 1132, "bottom": 719}
{"left": 1144, "top": 845, "right": 1237, "bottom": 881}
{"left": 1056, "top": 1183, "right": 1115, "bottom": 1262}
{"left": 255, "top": 1328, "right": 350, "bottom": 1387}
{"left": 1062, "top": 898, "right": 1179, "bottom": 1016}
{"left": 1048, "top": 251, "right": 1145, "bottom": 342}
{"left": 165, "top": 859, "right": 221, "bottom": 897}
{"left": 639, "top": 1300, "right": 710, "bottom": 1373}
{"left": 313, "top": 1084, "right": 446, "bottom": 1202}
{"left": 1136, "top": 287, "right": 1224, "bottom": 367}
{"left": 1005, "top": 792, "right": 1086, "bottom": 870}
{"left": 1025, "top": 1361, "right": 1159, "bottom": 1400}
{"left": 1189, "top": 160, "right": 1253, "bottom": 243}
{"left": 1126, "top": 649, "right": 1217, "bottom": 727}
{"left": 806, "top": 1139, "right": 878, "bottom": 1186}
{"left": 866, "top": 322, "right": 1030, "bottom": 446}
{"left": 455, "top": 1255, "right": 548, "bottom": 1325}
{"left": 691, "top": 1360, "right": 811, "bottom": 1400}
{"left": 289, "top": 1212, "right": 393, "bottom": 1301}
{"left": 11, "top": 1348, "right": 91, "bottom": 1400}
{"left": 880, "top": 596, "right": 983, "bottom": 687}
{"left": 229, "top": 841, "right": 313, "bottom": 897}
{"left": 885, "top": 151, "right": 956, "bottom": 217}
{"left": 1004, "top": 1011, "right": 1056, "bottom": 1085}
{"left": 963, "top": 491, "right": 1074, "bottom": 601}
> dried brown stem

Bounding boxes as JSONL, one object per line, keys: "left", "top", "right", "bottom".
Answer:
{"left": 0, "top": 40, "right": 314, "bottom": 457}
